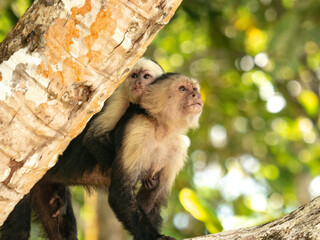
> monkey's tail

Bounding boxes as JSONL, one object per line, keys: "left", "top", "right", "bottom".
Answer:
{"left": 0, "top": 194, "right": 32, "bottom": 240}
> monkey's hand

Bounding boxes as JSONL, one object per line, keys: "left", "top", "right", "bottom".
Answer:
{"left": 143, "top": 174, "right": 159, "bottom": 190}
{"left": 49, "top": 193, "right": 67, "bottom": 217}
{"left": 143, "top": 171, "right": 162, "bottom": 190}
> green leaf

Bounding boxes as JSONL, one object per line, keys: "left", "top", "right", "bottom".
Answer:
{"left": 297, "top": 90, "right": 319, "bottom": 117}
{"left": 179, "top": 188, "right": 223, "bottom": 233}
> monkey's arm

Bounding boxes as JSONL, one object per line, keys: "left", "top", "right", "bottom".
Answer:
{"left": 82, "top": 91, "right": 128, "bottom": 168}
{"left": 31, "top": 181, "right": 77, "bottom": 240}
{"left": 82, "top": 132, "right": 115, "bottom": 171}
{"left": 108, "top": 162, "right": 163, "bottom": 240}
{"left": 136, "top": 170, "right": 168, "bottom": 232}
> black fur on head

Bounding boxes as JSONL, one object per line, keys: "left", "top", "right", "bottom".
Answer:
{"left": 151, "top": 72, "right": 180, "bottom": 85}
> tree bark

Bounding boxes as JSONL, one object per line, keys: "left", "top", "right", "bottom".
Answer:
{"left": 0, "top": 0, "right": 182, "bottom": 225}
{"left": 185, "top": 196, "right": 320, "bottom": 240}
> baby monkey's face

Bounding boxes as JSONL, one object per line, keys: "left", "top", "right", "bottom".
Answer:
{"left": 128, "top": 68, "right": 156, "bottom": 99}
{"left": 124, "top": 58, "right": 164, "bottom": 103}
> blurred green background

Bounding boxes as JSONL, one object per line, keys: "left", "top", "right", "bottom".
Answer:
{"left": 1, "top": 0, "right": 320, "bottom": 239}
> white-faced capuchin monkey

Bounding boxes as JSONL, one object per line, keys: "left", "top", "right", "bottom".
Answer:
{"left": 0, "top": 58, "right": 164, "bottom": 240}
{"left": 107, "top": 73, "right": 203, "bottom": 240}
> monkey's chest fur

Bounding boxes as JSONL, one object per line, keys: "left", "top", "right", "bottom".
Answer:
{"left": 120, "top": 115, "right": 188, "bottom": 186}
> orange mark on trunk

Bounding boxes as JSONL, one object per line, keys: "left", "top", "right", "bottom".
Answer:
{"left": 43, "top": 0, "right": 93, "bottom": 62}
{"left": 71, "top": 0, "right": 92, "bottom": 17}
{"left": 61, "top": 58, "right": 84, "bottom": 82}
{"left": 49, "top": 17, "right": 80, "bottom": 53}
{"left": 37, "top": 0, "right": 125, "bottom": 102}
{"left": 85, "top": 1, "right": 118, "bottom": 48}
{"left": 37, "top": 63, "right": 64, "bottom": 85}
{"left": 40, "top": 1, "right": 93, "bottom": 83}
{"left": 84, "top": 1, "right": 119, "bottom": 66}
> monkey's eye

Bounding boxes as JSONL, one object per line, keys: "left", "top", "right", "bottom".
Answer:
{"left": 144, "top": 74, "right": 152, "bottom": 79}
{"left": 179, "top": 86, "right": 187, "bottom": 92}
{"left": 131, "top": 73, "right": 138, "bottom": 78}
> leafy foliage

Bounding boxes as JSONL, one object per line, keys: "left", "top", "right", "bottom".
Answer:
{"left": 146, "top": 0, "right": 320, "bottom": 238}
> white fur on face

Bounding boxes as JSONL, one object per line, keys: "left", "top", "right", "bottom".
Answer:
{"left": 141, "top": 74, "right": 203, "bottom": 132}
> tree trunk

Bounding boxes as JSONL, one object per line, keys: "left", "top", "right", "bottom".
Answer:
{"left": 185, "top": 196, "right": 320, "bottom": 240}
{"left": 0, "top": 0, "right": 182, "bottom": 225}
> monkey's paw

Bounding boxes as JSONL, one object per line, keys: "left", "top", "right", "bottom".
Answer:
{"left": 49, "top": 194, "right": 67, "bottom": 217}
{"left": 143, "top": 171, "right": 161, "bottom": 190}
{"left": 143, "top": 176, "right": 159, "bottom": 190}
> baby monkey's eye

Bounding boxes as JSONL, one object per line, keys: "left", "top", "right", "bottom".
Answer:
{"left": 179, "top": 86, "right": 187, "bottom": 92}
{"left": 131, "top": 73, "right": 138, "bottom": 78}
{"left": 144, "top": 74, "right": 151, "bottom": 79}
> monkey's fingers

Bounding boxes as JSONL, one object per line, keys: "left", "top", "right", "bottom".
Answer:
{"left": 144, "top": 179, "right": 154, "bottom": 189}
{"left": 49, "top": 195, "right": 56, "bottom": 205}
{"left": 51, "top": 203, "right": 67, "bottom": 217}
{"left": 51, "top": 205, "right": 67, "bottom": 217}
{"left": 52, "top": 210, "right": 60, "bottom": 218}
{"left": 49, "top": 196, "right": 67, "bottom": 217}
{"left": 143, "top": 177, "right": 160, "bottom": 190}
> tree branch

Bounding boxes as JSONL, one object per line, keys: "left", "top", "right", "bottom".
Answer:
{"left": 186, "top": 196, "right": 320, "bottom": 240}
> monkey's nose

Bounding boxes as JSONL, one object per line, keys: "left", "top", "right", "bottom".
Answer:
{"left": 192, "top": 91, "right": 200, "bottom": 98}
{"left": 136, "top": 80, "right": 142, "bottom": 87}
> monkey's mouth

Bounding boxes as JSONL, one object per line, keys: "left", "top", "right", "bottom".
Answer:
{"left": 132, "top": 87, "right": 142, "bottom": 95}
{"left": 186, "top": 102, "right": 203, "bottom": 113}
{"left": 190, "top": 102, "right": 203, "bottom": 108}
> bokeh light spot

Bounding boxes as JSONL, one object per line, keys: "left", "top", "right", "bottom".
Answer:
{"left": 210, "top": 125, "right": 228, "bottom": 148}
{"left": 266, "top": 95, "right": 286, "bottom": 113}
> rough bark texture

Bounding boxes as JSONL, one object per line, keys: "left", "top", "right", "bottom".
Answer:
{"left": 0, "top": 0, "right": 182, "bottom": 225}
{"left": 185, "top": 196, "right": 320, "bottom": 240}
